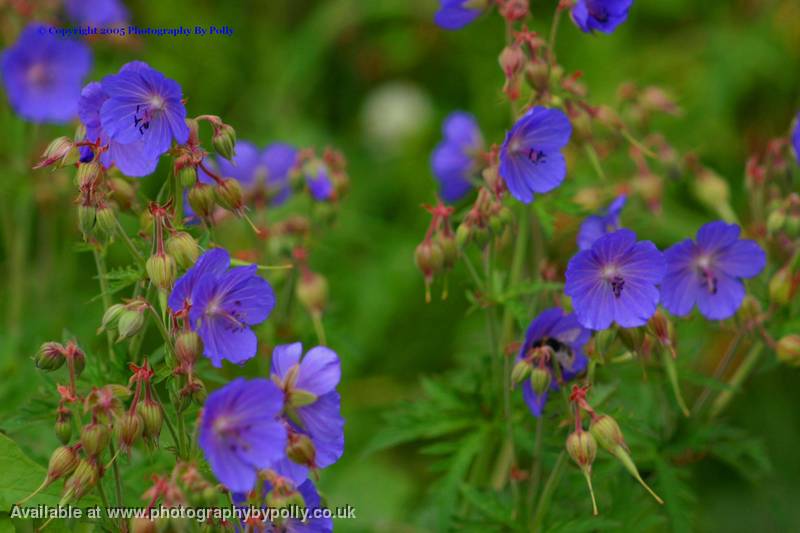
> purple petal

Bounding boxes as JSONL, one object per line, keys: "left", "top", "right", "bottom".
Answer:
{"left": 296, "top": 347, "right": 341, "bottom": 396}
{"left": 696, "top": 221, "right": 741, "bottom": 252}
{"left": 271, "top": 342, "right": 303, "bottom": 379}
{"left": 521, "top": 381, "right": 548, "bottom": 417}
{"left": 215, "top": 266, "right": 276, "bottom": 325}
{"left": 695, "top": 273, "right": 745, "bottom": 320}
{"left": 715, "top": 239, "right": 766, "bottom": 278}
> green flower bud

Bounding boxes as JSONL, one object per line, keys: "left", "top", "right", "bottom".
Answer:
{"left": 415, "top": 240, "right": 444, "bottom": 278}
{"left": 188, "top": 183, "right": 216, "bottom": 219}
{"left": 146, "top": 253, "right": 177, "bottom": 291}
{"left": 191, "top": 380, "right": 207, "bottom": 404}
{"left": 776, "top": 334, "right": 800, "bottom": 367}
{"left": 137, "top": 399, "right": 163, "bottom": 440}
{"left": 77, "top": 205, "right": 96, "bottom": 238}
{"left": 166, "top": 231, "right": 200, "bottom": 268}
{"left": 530, "top": 367, "right": 552, "bottom": 395}
{"left": 61, "top": 458, "right": 99, "bottom": 504}
{"left": 296, "top": 272, "right": 329, "bottom": 314}
{"left": 769, "top": 266, "right": 792, "bottom": 306}
{"left": 767, "top": 209, "right": 786, "bottom": 235}
{"left": 212, "top": 123, "right": 237, "bottom": 161}
{"left": 76, "top": 161, "right": 102, "bottom": 188}
{"left": 589, "top": 414, "right": 625, "bottom": 452}
{"left": 35, "top": 136, "right": 80, "bottom": 169}
{"left": 94, "top": 205, "right": 117, "bottom": 237}
{"left": 47, "top": 445, "right": 80, "bottom": 482}
{"left": 117, "top": 309, "right": 145, "bottom": 341}
{"left": 175, "top": 331, "right": 202, "bottom": 366}
{"left": 177, "top": 165, "right": 197, "bottom": 188}
{"left": 287, "top": 433, "right": 316, "bottom": 467}
{"left": 737, "top": 295, "right": 762, "bottom": 324}
{"left": 55, "top": 409, "right": 73, "bottom": 445}
{"left": 214, "top": 178, "right": 244, "bottom": 212}
{"left": 455, "top": 223, "right": 471, "bottom": 248}
{"left": 80, "top": 423, "right": 110, "bottom": 457}
{"left": 265, "top": 486, "right": 306, "bottom": 521}
{"left": 566, "top": 430, "right": 597, "bottom": 469}
{"left": 116, "top": 412, "right": 143, "bottom": 451}
{"left": 511, "top": 359, "right": 531, "bottom": 387}
{"left": 99, "top": 303, "right": 126, "bottom": 334}
{"left": 438, "top": 232, "right": 458, "bottom": 269}
{"left": 36, "top": 342, "right": 65, "bottom": 371}
{"left": 139, "top": 210, "right": 154, "bottom": 235}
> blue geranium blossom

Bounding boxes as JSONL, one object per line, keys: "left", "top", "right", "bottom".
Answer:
{"left": 216, "top": 140, "right": 266, "bottom": 190}
{"left": 516, "top": 308, "right": 590, "bottom": 417}
{"left": 571, "top": 0, "right": 634, "bottom": 34}
{"left": 434, "top": 0, "right": 484, "bottom": 30}
{"left": 0, "top": 24, "right": 91, "bottom": 123}
{"left": 431, "top": 111, "right": 483, "bottom": 202}
{"left": 577, "top": 195, "right": 627, "bottom": 250}
{"left": 100, "top": 61, "right": 190, "bottom": 159}
{"left": 792, "top": 112, "right": 800, "bottom": 164}
{"left": 198, "top": 377, "right": 286, "bottom": 493}
{"left": 306, "top": 166, "right": 334, "bottom": 201}
{"left": 565, "top": 228, "right": 664, "bottom": 330}
{"left": 263, "top": 143, "right": 298, "bottom": 205}
{"left": 661, "top": 221, "right": 765, "bottom": 320}
{"left": 499, "top": 107, "right": 572, "bottom": 204}
{"left": 168, "top": 248, "right": 276, "bottom": 367}
{"left": 64, "top": 0, "right": 128, "bottom": 25}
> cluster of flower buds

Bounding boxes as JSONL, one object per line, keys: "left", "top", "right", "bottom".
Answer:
{"left": 263, "top": 470, "right": 306, "bottom": 523}
{"left": 566, "top": 385, "right": 663, "bottom": 515}
{"left": 767, "top": 193, "right": 800, "bottom": 237}
{"left": 497, "top": 25, "right": 543, "bottom": 101}
{"left": 455, "top": 169, "right": 512, "bottom": 250}
{"left": 99, "top": 297, "right": 150, "bottom": 342}
{"left": 415, "top": 202, "right": 458, "bottom": 302}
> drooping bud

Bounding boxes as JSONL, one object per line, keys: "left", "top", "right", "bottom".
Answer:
{"left": 415, "top": 240, "right": 444, "bottom": 302}
{"left": 691, "top": 168, "right": 736, "bottom": 222}
{"left": 17, "top": 445, "right": 81, "bottom": 505}
{"left": 175, "top": 331, "right": 202, "bottom": 366}
{"left": 287, "top": 433, "right": 316, "bottom": 467}
{"left": 117, "top": 309, "right": 145, "bottom": 342}
{"left": 437, "top": 232, "right": 458, "bottom": 270}
{"left": 530, "top": 367, "right": 552, "bottom": 395}
{"left": 566, "top": 430, "right": 599, "bottom": 515}
{"left": 116, "top": 411, "right": 144, "bottom": 452}
{"left": 34, "top": 136, "right": 80, "bottom": 169}
{"left": 166, "top": 232, "right": 200, "bottom": 268}
{"left": 36, "top": 342, "right": 66, "bottom": 371}
{"left": 177, "top": 165, "right": 197, "bottom": 188}
{"left": 511, "top": 359, "right": 531, "bottom": 387}
{"left": 55, "top": 408, "right": 73, "bottom": 445}
{"left": 137, "top": 399, "right": 163, "bottom": 440}
{"left": 767, "top": 209, "right": 786, "bottom": 235}
{"left": 188, "top": 183, "right": 216, "bottom": 219}
{"left": 76, "top": 161, "right": 102, "bottom": 188}
{"left": 94, "top": 205, "right": 117, "bottom": 237}
{"left": 214, "top": 178, "right": 244, "bottom": 213}
{"left": 498, "top": 45, "right": 525, "bottom": 79}
{"left": 212, "top": 123, "right": 237, "bottom": 161}
{"left": 769, "top": 266, "right": 792, "bottom": 305}
{"left": 61, "top": 458, "right": 99, "bottom": 504}
{"left": 296, "top": 272, "right": 329, "bottom": 315}
{"left": 146, "top": 253, "right": 177, "bottom": 291}
{"left": 776, "top": 335, "right": 800, "bottom": 367}
{"left": 99, "top": 303, "right": 125, "bottom": 334}
{"left": 80, "top": 422, "right": 111, "bottom": 456}
{"left": 77, "top": 205, "right": 96, "bottom": 238}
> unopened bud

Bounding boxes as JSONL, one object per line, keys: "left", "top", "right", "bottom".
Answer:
{"left": 116, "top": 412, "right": 143, "bottom": 451}
{"left": 117, "top": 309, "right": 145, "bottom": 341}
{"left": 455, "top": 223, "right": 471, "bottom": 248}
{"left": 415, "top": 240, "right": 444, "bottom": 277}
{"left": 214, "top": 178, "right": 244, "bottom": 213}
{"left": 175, "top": 331, "right": 202, "bottom": 366}
{"left": 35, "top": 137, "right": 80, "bottom": 169}
{"left": 137, "top": 399, "right": 163, "bottom": 440}
{"left": 146, "top": 253, "right": 177, "bottom": 290}
{"left": 776, "top": 335, "right": 800, "bottom": 367}
{"left": 76, "top": 161, "right": 102, "bottom": 188}
{"left": 530, "top": 367, "right": 552, "bottom": 395}
{"left": 737, "top": 295, "right": 762, "bottom": 324}
{"left": 48, "top": 445, "right": 80, "bottom": 482}
{"left": 177, "top": 165, "right": 197, "bottom": 188}
{"left": 80, "top": 423, "right": 110, "bottom": 456}
{"left": 566, "top": 430, "right": 597, "bottom": 469}
{"left": 188, "top": 183, "right": 216, "bottom": 219}
{"left": 69, "top": 344, "right": 85, "bottom": 377}
{"left": 212, "top": 124, "right": 237, "bottom": 161}
{"left": 769, "top": 266, "right": 792, "bottom": 306}
{"left": 78, "top": 205, "right": 96, "bottom": 237}
{"left": 191, "top": 380, "right": 207, "bottom": 404}
{"left": 99, "top": 303, "right": 125, "bottom": 334}
{"left": 287, "top": 434, "right": 316, "bottom": 466}
{"left": 166, "top": 232, "right": 200, "bottom": 268}
{"left": 296, "top": 272, "right": 328, "bottom": 314}
{"left": 692, "top": 169, "right": 735, "bottom": 222}
{"left": 55, "top": 409, "right": 73, "bottom": 445}
{"left": 438, "top": 233, "right": 458, "bottom": 269}
{"left": 61, "top": 459, "right": 99, "bottom": 503}
{"left": 36, "top": 342, "right": 65, "bottom": 371}
{"left": 589, "top": 414, "right": 626, "bottom": 452}
{"left": 94, "top": 205, "right": 117, "bottom": 237}
{"left": 525, "top": 61, "right": 549, "bottom": 91}
{"left": 266, "top": 486, "right": 306, "bottom": 517}
{"left": 511, "top": 359, "right": 531, "bottom": 387}
{"left": 499, "top": 45, "right": 525, "bottom": 78}
{"left": 767, "top": 209, "right": 786, "bottom": 235}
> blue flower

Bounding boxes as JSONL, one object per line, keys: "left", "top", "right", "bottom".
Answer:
{"left": 431, "top": 112, "right": 483, "bottom": 202}
{"left": 100, "top": 61, "right": 190, "bottom": 159}
{"left": 307, "top": 166, "right": 334, "bottom": 201}
{"left": 78, "top": 79, "right": 159, "bottom": 177}
{"left": 516, "top": 308, "right": 590, "bottom": 417}
{"left": 198, "top": 377, "right": 286, "bottom": 493}
{"left": 577, "top": 195, "right": 627, "bottom": 250}
{"left": 0, "top": 24, "right": 91, "bottom": 123}
{"left": 499, "top": 107, "right": 572, "bottom": 204}
{"left": 571, "top": 0, "right": 634, "bottom": 34}
{"left": 263, "top": 143, "right": 298, "bottom": 205}
{"left": 271, "top": 343, "right": 344, "bottom": 474}
{"left": 168, "top": 248, "right": 276, "bottom": 367}
{"left": 64, "top": 0, "right": 128, "bottom": 25}
{"left": 661, "top": 221, "right": 765, "bottom": 320}
{"left": 565, "top": 228, "right": 664, "bottom": 330}
{"left": 434, "top": 0, "right": 483, "bottom": 30}
{"left": 792, "top": 112, "right": 800, "bottom": 164}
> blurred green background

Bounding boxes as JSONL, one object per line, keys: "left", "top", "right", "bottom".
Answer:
{"left": 1, "top": 0, "right": 799, "bottom": 531}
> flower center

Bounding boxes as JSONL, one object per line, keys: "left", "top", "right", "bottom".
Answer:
{"left": 26, "top": 63, "right": 51, "bottom": 87}
{"left": 588, "top": 4, "right": 609, "bottom": 22}
{"left": 133, "top": 95, "right": 166, "bottom": 136}
{"left": 694, "top": 255, "right": 717, "bottom": 294}
{"left": 213, "top": 415, "right": 251, "bottom": 452}
{"left": 601, "top": 265, "right": 625, "bottom": 298}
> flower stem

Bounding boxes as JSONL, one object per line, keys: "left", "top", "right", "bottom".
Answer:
{"left": 93, "top": 247, "right": 117, "bottom": 366}
{"left": 108, "top": 441, "right": 124, "bottom": 507}
{"left": 151, "top": 386, "right": 183, "bottom": 458}
{"left": 311, "top": 311, "right": 327, "bottom": 346}
{"left": 114, "top": 215, "right": 146, "bottom": 268}
{"left": 709, "top": 342, "right": 764, "bottom": 419}
{"left": 532, "top": 451, "right": 566, "bottom": 531}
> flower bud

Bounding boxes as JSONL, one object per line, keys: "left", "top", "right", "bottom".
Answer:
{"left": 296, "top": 272, "right": 329, "bottom": 314}
{"left": 214, "top": 178, "right": 244, "bottom": 212}
{"left": 776, "top": 335, "right": 800, "bottom": 367}
{"left": 499, "top": 45, "right": 525, "bottom": 78}
{"left": 61, "top": 458, "right": 99, "bottom": 503}
{"left": 55, "top": 409, "right": 73, "bottom": 445}
{"left": 767, "top": 209, "right": 786, "bottom": 235}
{"left": 166, "top": 231, "right": 200, "bottom": 268}
{"left": 769, "top": 266, "right": 792, "bottom": 306}
{"left": 70, "top": 344, "right": 86, "bottom": 377}
{"left": 76, "top": 161, "right": 102, "bottom": 188}
{"left": 530, "top": 367, "right": 552, "bottom": 395}
{"left": 48, "top": 445, "right": 80, "bottom": 482}
{"left": 177, "top": 165, "right": 197, "bottom": 188}
{"left": 525, "top": 61, "right": 549, "bottom": 91}
{"left": 287, "top": 433, "right": 316, "bottom": 467}
{"left": 146, "top": 253, "right": 177, "bottom": 291}
{"left": 137, "top": 399, "right": 163, "bottom": 440}
{"left": 77, "top": 205, "right": 96, "bottom": 237}
{"left": 566, "top": 430, "right": 597, "bottom": 469}
{"left": 36, "top": 342, "right": 65, "bottom": 371}
{"left": 81, "top": 422, "right": 110, "bottom": 456}
{"left": 175, "top": 331, "right": 202, "bottom": 366}
{"left": 455, "top": 223, "right": 471, "bottom": 248}
{"left": 438, "top": 232, "right": 458, "bottom": 269}
{"left": 188, "top": 183, "right": 216, "bottom": 219}
{"left": 212, "top": 123, "right": 237, "bottom": 161}
{"left": 191, "top": 380, "right": 207, "bottom": 404}
{"left": 117, "top": 308, "right": 146, "bottom": 341}
{"left": 415, "top": 240, "right": 444, "bottom": 277}
{"left": 116, "top": 411, "right": 143, "bottom": 451}
{"left": 94, "top": 205, "right": 117, "bottom": 237}
{"left": 511, "top": 360, "right": 531, "bottom": 387}
{"left": 99, "top": 303, "right": 125, "bottom": 334}
{"left": 692, "top": 169, "right": 735, "bottom": 222}
{"left": 35, "top": 137, "right": 80, "bottom": 169}
{"left": 589, "top": 414, "right": 625, "bottom": 452}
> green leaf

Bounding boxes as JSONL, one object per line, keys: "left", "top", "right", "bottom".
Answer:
{"left": 0, "top": 433, "right": 62, "bottom": 507}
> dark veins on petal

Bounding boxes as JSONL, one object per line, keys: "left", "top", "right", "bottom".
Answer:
{"left": 610, "top": 275, "right": 625, "bottom": 298}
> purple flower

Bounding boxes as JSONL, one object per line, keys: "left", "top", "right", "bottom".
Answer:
{"left": 263, "top": 143, "right": 298, "bottom": 205}
{"left": 100, "top": 61, "right": 189, "bottom": 159}
{"left": 577, "top": 195, "right": 627, "bottom": 250}
{"left": 571, "top": 0, "right": 634, "bottom": 34}
{"left": 78, "top": 79, "right": 159, "bottom": 177}
{"left": 434, "top": 0, "right": 483, "bottom": 30}
{"left": 516, "top": 308, "right": 590, "bottom": 417}
{"left": 499, "top": 107, "right": 572, "bottom": 204}
{"left": 661, "top": 221, "right": 765, "bottom": 320}
{"left": 1, "top": 24, "right": 91, "bottom": 123}
{"left": 198, "top": 377, "right": 286, "bottom": 493}
{"left": 565, "top": 229, "right": 664, "bottom": 330}
{"left": 217, "top": 140, "right": 265, "bottom": 189}
{"left": 64, "top": 0, "right": 128, "bottom": 25}
{"left": 168, "top": 248, "right": 276, "bottom": 367}
{"left": 431, "top": 112, "right": 483, "bottom": 202}
{"left": 792, "top": 112, "right": 800, "bottom": 164}
{"left": 307, "top": 167, "right": 334, "bottom": 201}
{"left": 271, "top": 343, "right": 344, "bottom": 471}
